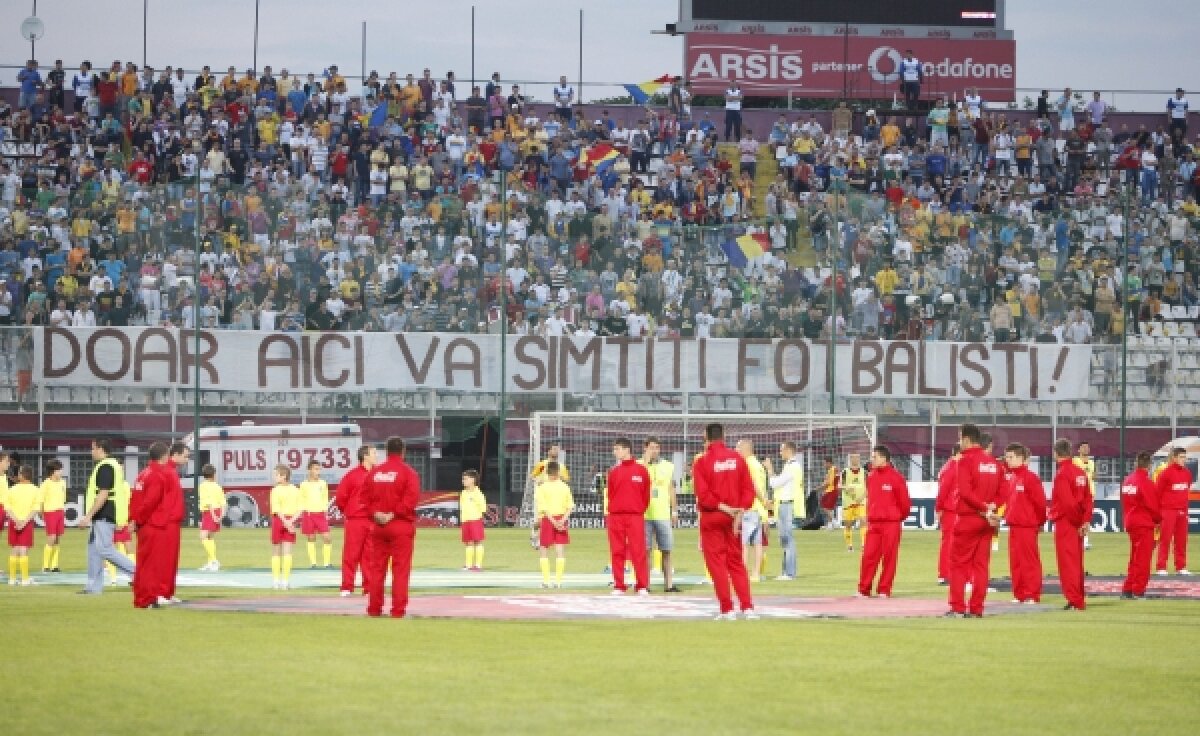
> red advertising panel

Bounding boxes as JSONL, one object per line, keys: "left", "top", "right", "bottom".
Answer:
{"left": 685, "top": 33, "right": 1016, "bottom": 100}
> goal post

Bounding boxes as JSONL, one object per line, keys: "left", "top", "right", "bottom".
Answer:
{"left": 519, "top": 413, "right": 877, "bottom": 529}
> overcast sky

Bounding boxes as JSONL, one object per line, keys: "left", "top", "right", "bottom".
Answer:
{"left": 1, "top": 0, "right": 1194, "bottom": 108}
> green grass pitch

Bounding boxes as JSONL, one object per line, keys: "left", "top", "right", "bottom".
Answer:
{"left": 0, "top": 527, "right": 1196, "bottom": 735}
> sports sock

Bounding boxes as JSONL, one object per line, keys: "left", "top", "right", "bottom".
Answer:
{"left": 7, "top": 556, "right": 15, "bottom": 580}
{"left": 555, "top": 557, "right": 566, "bottom": 584}
{"left": 282, "top": 555, "right": 293, "bottom": 581}
{"left": 860, "top": 526, "right": 868, "bottom": 548}
{"left": 323, "top": 543, "right": 333, "bottom": 567}
{"left": 51, "top": 546, "right": 60, "bottom": 569}
{"left": 42, "top": 545, "right": 52, "bottom": 570}
{"left": 652, "top": 549, "right": 662, "bottom": 572}
{"left": 20, "top": 557, "right": 30, "bottom": 581}
{"left": 539, "top": 557, "right": 550, "bottom": 583}
{"left": 465, "top": 546, "right": 475, "bottom": 568}
{"left": 475, "top": 545, "right": 484, "bottom": 568}
{"left": 271, "top": 555, "right": 281, "bottom": 581}
{"left": 843, "top": 526, "right": 853, "bottom": 547}
{"left": 307, "top": 541, "right": 317, "bottom": 566}
{"left": 201, "top": 539, "right": 217, "bottom": 563}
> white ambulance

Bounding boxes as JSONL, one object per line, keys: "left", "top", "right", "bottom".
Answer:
{"left": 181, "top": 422, "right": 362, "bottom": 527}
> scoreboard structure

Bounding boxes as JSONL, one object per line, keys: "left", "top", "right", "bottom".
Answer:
{"left": 680, "top": 0, "right": 1016, "bottom": 102}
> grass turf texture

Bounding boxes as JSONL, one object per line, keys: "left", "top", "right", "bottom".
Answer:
{"left": 1, "top": 528, "right": 1195, "bottom": 735}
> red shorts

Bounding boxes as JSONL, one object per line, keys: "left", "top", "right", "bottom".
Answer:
{"left": 43, "top": 510, "right": 66, "bottom": 536}
{"left": 539, "top": 516, "right": 570, "bottom": 547}
{"left": 820, "top": 491, "right": 839, "bottom": 510}
{"left": 113, "top": 526, "right": 132, "bottom": 543}
{"left": 271, "top": 516, "right": 297, "bottom": 544}
{"left": 461, "top": 519, "right": 485, "bottom": 543}
{"left": 301, "top": 512, "right": 330, "bottom": 536}
{"left": 200, "top": 509, "right": 223, "bottom": 533}
{"left": 8, "top": 520, "right": 34, "bottom": 548}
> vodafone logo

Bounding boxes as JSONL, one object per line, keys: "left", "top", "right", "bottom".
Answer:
{"left": 869, "top": 45, "right": 1014, "bottom": 82}
{"left": 868, "top": 46, "right": 904, "bottom": 83}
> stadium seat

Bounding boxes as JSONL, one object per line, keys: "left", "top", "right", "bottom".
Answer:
{"left": 1172, "top": 306, "right": 1188, "bottom": 320}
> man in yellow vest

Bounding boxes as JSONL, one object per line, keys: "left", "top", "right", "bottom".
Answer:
{"left": 765, "top": 441, "right": 804, "bottom": 580}
{"left": 736, "top": 439, "right": 769, "bottom": 583}
{"left": 78, "top": 438, "right": 136, "bottom": 595}
{"left": 642, "top": 437, "right": 680, "bottom": 593}
{"left": 841, "top": 453, "right": 869, "bottom": 552}
{"left": 1074, "top": 441, "right": 1097, "bottom": 550}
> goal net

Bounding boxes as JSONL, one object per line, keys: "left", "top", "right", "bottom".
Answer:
{"left": 519, "top": 413, "right": 877, "bottom": 529}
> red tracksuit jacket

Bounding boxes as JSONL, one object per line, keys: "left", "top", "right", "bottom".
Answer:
{"left": 955, "top": 447, "right": 1004, "bottom": 518}
{"left": 1049, "top": 459, "right": 1092, "bottom": 528}
{"left": 159, "top": 462, "right": 184, "bottom": 525}
{"left": 935, "top": 458, "right": 958, "bottom": 513}
{"left": 1156, "top": 463, "right": 1193, "bottom": 511}
{"left": 693, "top": 441, "right": 756, "bottom": 513}
{"left": 129, "top": 463, "right": 169, "bottom": 528}
{"left": 365, "top": 456, "right": 420, "bottom": 523}
{"left": 1121, "top": 468, "right": 1161, "bottom": 530}
{"left": 606, "top": 459, "right": 651, "bottom": 515}
{"left": 1003, "top": 466, "right": 1047, "bottom": 528}
{"left": 334, "top": 464, "right": 372, "bottom": 520}
{"left": 865, "top": 464, "right": 911, "bottom": 523}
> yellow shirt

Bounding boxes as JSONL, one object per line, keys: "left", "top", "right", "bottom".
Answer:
{"left": 535, "top": 479, "right": 575, "bottom": 519}
{"left": 40, "top": 478, "right": 66, "bottom": 513}
{"left": 841, "top": 468, "right": 867, "bottom": 507}
{"left": 270, "top": 483, "right": 302, "bottom": 518}
{"left": 746, "top": 456, "right": 768, "bottom": 515}
{"left": 198, "top": 480, "right": 226, "bottom": 512}
{"left": 460, "top": 488, "right": 487, "bottom": 523}
{"left": 1074, "top": 457, "right": 1096, "bottom": 497}
{"left": 299, "top": 479, "right": 330, "bottom": 513}
{"left": 5, "top": 482, "right": 41, "bottom": 522}
{"left": 531, "top": 459, "right": 570, "bottom": 483}
{"left": 644, "top": 459, "right": 675, "bottom": 521}
{"left": 824, "top": 466, "right": 839, "bottom": 493}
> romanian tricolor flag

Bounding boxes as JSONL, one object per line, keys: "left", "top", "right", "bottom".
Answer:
{"left": 721, "top": 232, "right": 770, "bottom": 268}
{"left": 623, "top": 74, "right": 673, "bottom": 104}
{"left": 582, "top": 143, "right": 620, "bottom": 170}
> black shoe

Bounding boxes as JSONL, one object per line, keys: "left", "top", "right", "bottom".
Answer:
{"left": 75, "top": 590, "right": 98, "bottom": 595}
{"left": 965, "top": 613, "right": 983, "bottom": 618}
{"left": 1120, "top": 592, "right": 1134, "bottom": 600}
{"left": 51, "top": 568, "right": 61, "bottom": 573}
{"left": 942, "top": 611, "right": 965, "bottom": 618}
{"left": 664, "top": 585, "right": 682, "bottom": 593}
{"left": 146, "top": 603, "right": 162, "bottom": 609}
{"left": 937, "top": 580, "right": 948, "bottom": 586}
{"left": 1063, "top": 604, "right": 1083, "bottom": 611}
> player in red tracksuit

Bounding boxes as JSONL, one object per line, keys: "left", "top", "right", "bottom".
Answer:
{"left": 947, "top": 423, "right": 1003, "bottom": 617}
{"left": 156, "top": 443, "right": 188, "bottom": 602}
{"left": 1154, "top": 446, "right": 1193, "bottom": 575}
{"left": 857, "top": 445, "right": 911, "bottom": 598}
{"left": 606, "top": 438, "right": 652, "bottom": 594}
{"left": 1121, "top": 451, "right": 1162, "bottom": 598}
{"left": 129, "top": 442, "right": 170, "bottom": 609}
{"left": 693, "top": 423, "right": 757, "bottom": 619}
{"left": 935, "top": 445, "right": 961, "bottom": 585}
{"left": 1002, "top": 444, "right": 1047, "bottom": 604}
{"left": 364, "top": 437, "right": 420, "bottom": 618}
{"left": 1049, "top": 439, "right": 1092, "bottom": 611}
{"left": 334, "top": 446, "right": 377, "bottom": 596}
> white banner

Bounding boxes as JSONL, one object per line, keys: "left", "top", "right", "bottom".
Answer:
{"left": 34, "top": 327, "right": 1092, "bottom": 399}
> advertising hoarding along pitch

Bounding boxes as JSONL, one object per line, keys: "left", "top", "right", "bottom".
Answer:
{"left": 685, "top": 33, "right": 1016, "bottom": 99}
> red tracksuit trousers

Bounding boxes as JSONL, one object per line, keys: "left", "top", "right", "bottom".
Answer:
{"left": 133, "top": 524, "right": 168, "bottom": 608}
{"left": 1054, "top": 523, "right": 1086, "bottom": 609}
{"left": 341, "top": 518, "right": 373, "bottom": 593}
{"left": 858, "top": 521, "right": 901, "bottom": 596}
{"left": 1007, "top": 526, "right": 1042, "bottom": 602}
{"left": 1124, "top": 527, "right": 1156, "bottom": 596}
{"left": 1156, "top": 508, "right": 1189, "bottom": 572}
{"left": 365, "top": 521, "right": 415, "bottom": 618}
{"left": 160, "top": 524, "right": 181, "bottom": 599}
{"left": 948, "top": 516, "right": 993, "bottom": 615}
{"left": 937, "top": 512, "right": 957, "bottom": 581}
{"left": 606, "top": 512, "right": 649, "bottom": 592}
{"left": 700, "top": 513, "right": 753, "bottom": 614}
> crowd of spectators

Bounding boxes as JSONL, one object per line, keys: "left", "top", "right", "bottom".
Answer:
{"left": 1, "top": 58, "right": 1200, "bottom": 353}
